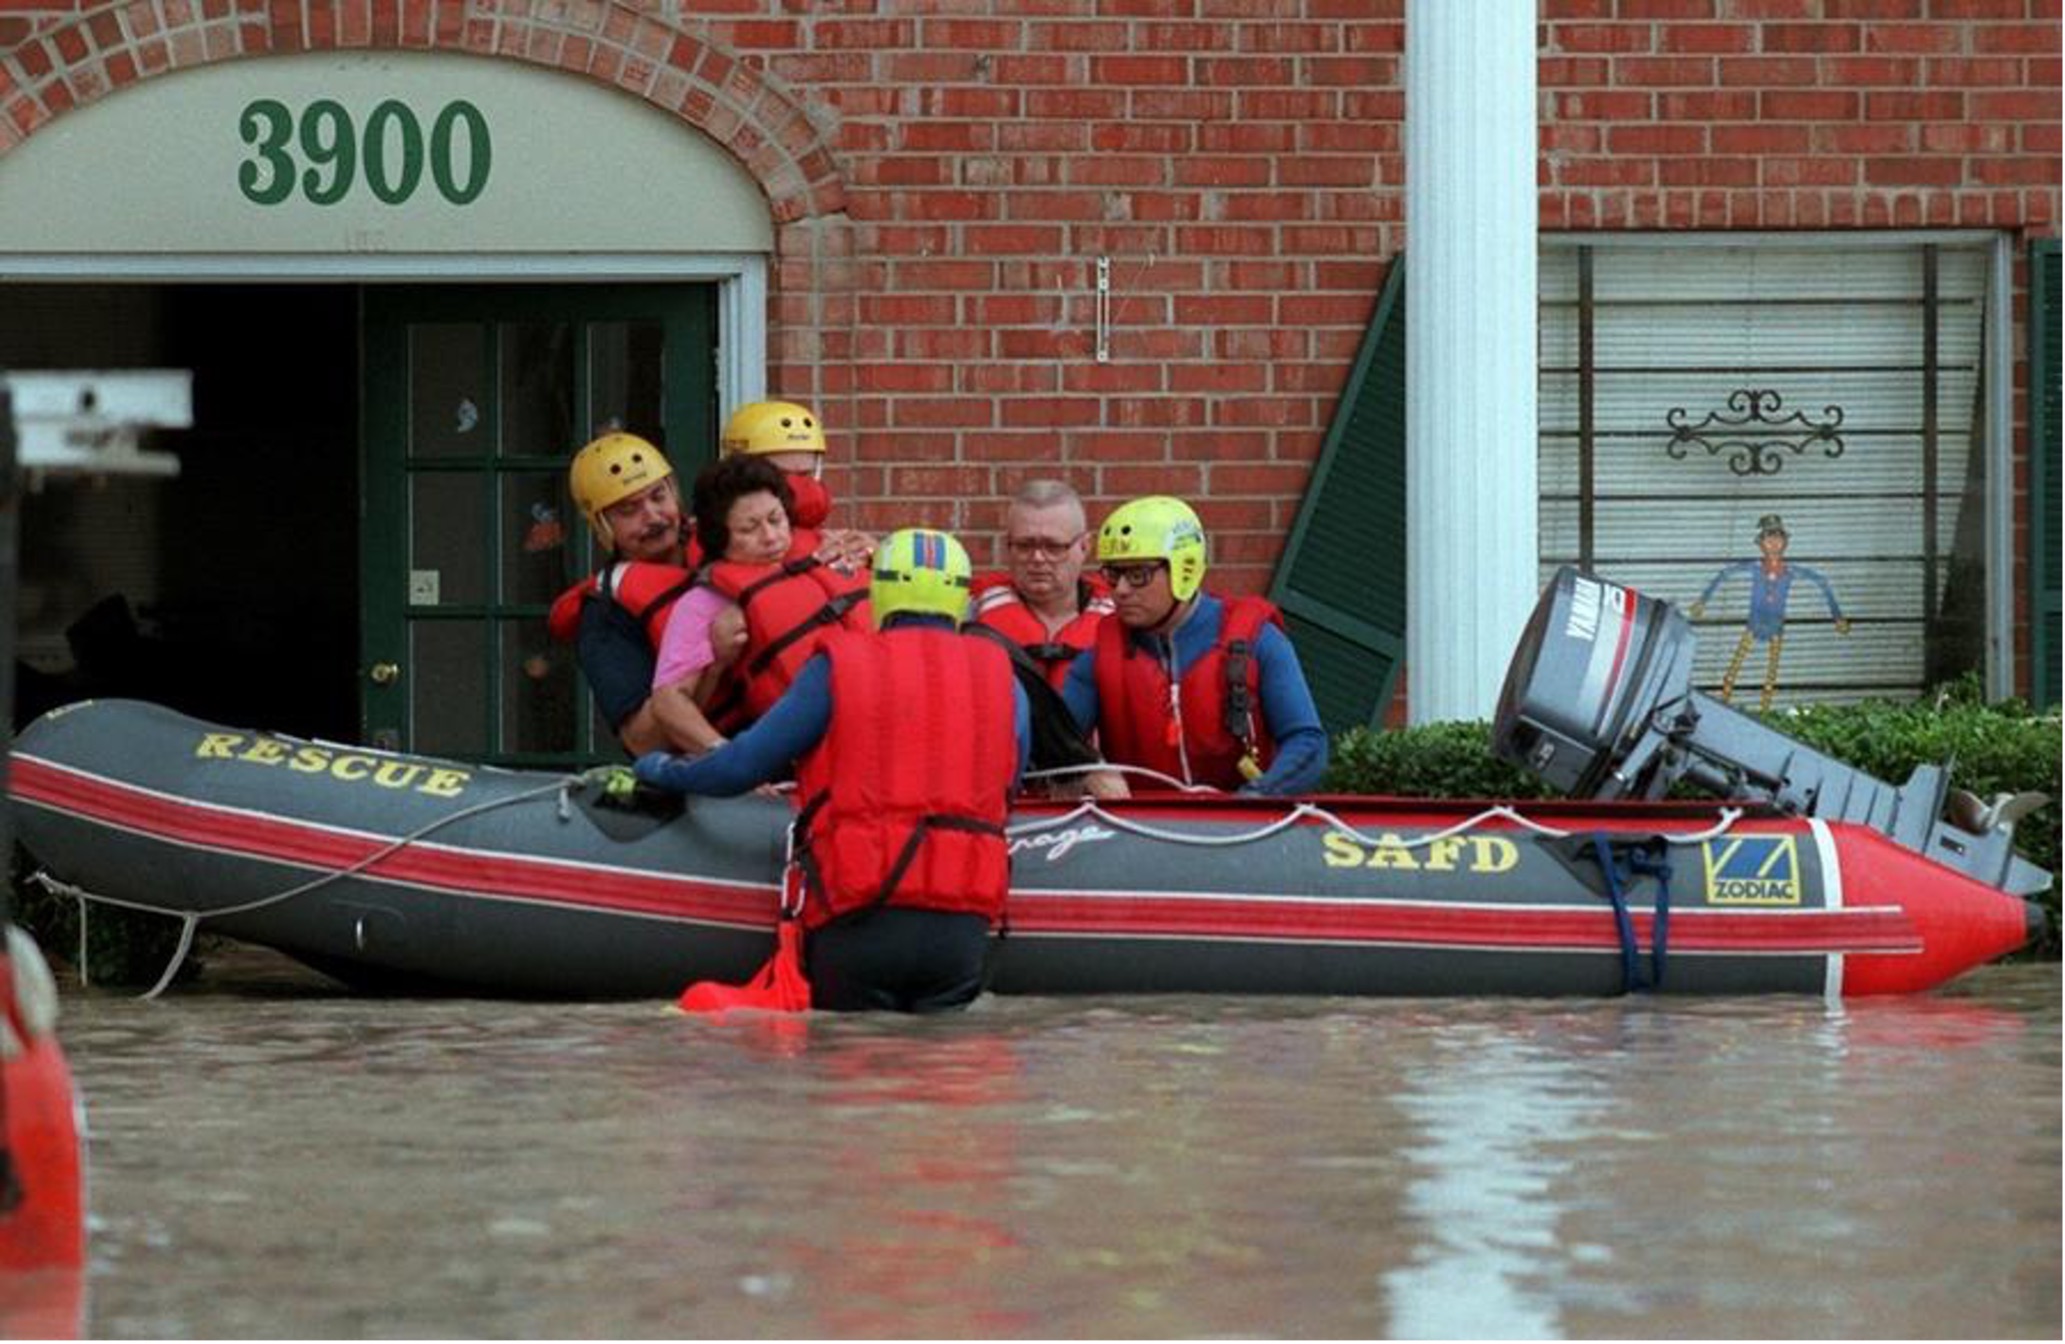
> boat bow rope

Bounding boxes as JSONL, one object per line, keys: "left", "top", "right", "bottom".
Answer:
{"left": 26, "top": 769, "right": 607, "bottom": 999}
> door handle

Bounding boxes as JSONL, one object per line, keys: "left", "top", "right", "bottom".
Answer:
{"left": 368, "top": 661, "right": 401, "bottom": 687}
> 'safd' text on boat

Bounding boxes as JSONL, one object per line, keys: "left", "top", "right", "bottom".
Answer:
{"left": 193, "top": 732, "right": 471, "bottom": 799}
{"left": 1321, "top": 832, "right": 1520, "bottom": 873}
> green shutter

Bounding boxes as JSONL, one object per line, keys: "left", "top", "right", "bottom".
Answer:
{"left": 1268, "top": 257, "right": 1407, "bottom": 736}
{"left": 2032, "top": 239, "right": 2061, "bottom": 709}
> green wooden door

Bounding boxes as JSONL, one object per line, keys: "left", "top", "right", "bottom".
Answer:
{"left": 361, "top": 284, "right": 717, "bottom": 765}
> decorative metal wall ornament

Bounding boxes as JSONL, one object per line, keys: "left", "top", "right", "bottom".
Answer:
{"left": 1664, "top": 388, "right": 1845, "bottom": 476}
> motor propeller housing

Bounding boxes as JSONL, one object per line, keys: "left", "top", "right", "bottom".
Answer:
{"left": 1492, "top": 566, "right": 2052, "bottom": 900}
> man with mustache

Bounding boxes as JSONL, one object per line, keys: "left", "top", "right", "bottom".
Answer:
{"left": 558, "top": 431, "right": 700, "bottom": 755}
{"left": 552, "top": 402, "right": 871, "bottom": 756}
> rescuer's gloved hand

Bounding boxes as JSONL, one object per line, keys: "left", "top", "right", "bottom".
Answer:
{"left": 583, "top": 764, "right": 642, "bottom": 808}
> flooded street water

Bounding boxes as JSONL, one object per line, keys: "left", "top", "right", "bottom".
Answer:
{"left": 50, "top": 952, "right": 2062, "bottom": 1339}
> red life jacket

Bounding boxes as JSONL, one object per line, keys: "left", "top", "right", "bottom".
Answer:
{"left": 791, "top": 627, "right": 1018, "bottom": 929}
{"left": 546, "top": 559, "right": 695, "bottom": 647}
{"left": 1092, "top": 594, "right": 1282, "bottom": 790}
{"left": 970, "top": 574, "right": 1114, "bottom": 690}
{"left": 699, "top": 531, "right": 872, "bottom": 731}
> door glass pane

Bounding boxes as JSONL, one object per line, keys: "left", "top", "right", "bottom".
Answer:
{"left": 411, "top": 473, "right": 487, "bottom": 607}
{"left": 409, "top": 324, "right": 488, "bottom": 459}
{"left": 502, "top": 471, "right": 574, "bottom": 607}
{"left": 499, "top": 322, "right": 575, "bottom": 459}
{"left": 412, "top": 620, "right": 487, "bottom": 757}
{"left": 590, "top": 320, "right": 667, "bottom": 448}
{"left": 503, "top": 619, "right": 577, "bottom": 755}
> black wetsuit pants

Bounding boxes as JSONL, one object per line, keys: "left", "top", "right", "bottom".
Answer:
{"left": 805, "top": 908, "right": 992, "bottom": 1013}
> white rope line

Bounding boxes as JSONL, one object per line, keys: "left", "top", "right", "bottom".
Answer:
{"left": 30, "top": 772, "right": 593, "bottom": 999}
{"left": 1007, "top": 793, "right": 1747, "bottom": 852}
{"left": 1022, "top": 762, "right": 1219, "bottom": 794}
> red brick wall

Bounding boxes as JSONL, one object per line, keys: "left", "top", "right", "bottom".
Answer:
{"left": 0, "top": 0, "right": 2058, "bottom": 608}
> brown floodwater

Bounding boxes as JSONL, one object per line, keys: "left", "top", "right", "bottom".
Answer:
{"left": 44, "top": 951, "right": 2064, "bottom": 1338}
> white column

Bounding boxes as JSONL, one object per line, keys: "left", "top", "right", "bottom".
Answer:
{"left": 1405, "top": 0, "right": 1540, "bottom": 724}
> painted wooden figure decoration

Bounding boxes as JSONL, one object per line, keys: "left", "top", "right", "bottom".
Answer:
{"left": 1689, "top": 514, "right": 1850, "bottom": 711}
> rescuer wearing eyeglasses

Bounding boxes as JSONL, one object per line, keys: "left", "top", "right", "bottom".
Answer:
{"left": 971, "top": 479, "right": 1114, "bottom": 689}
{"left": 634, "top": 528, "right": 1030, "bottom": 1012}
{"left": 967, "top": 478, "right": 1129, "bottom": 800}
{"left": 1059, "top": 495, "right": 1327, "bottom": 797}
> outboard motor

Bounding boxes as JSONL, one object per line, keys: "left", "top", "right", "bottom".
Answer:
{"left": 1493, "top": 566, "right": 2052, "bottom": 900}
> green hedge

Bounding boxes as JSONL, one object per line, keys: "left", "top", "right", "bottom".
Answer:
{"left": 1326, "top": 677, "right": 2060, "bottom": 958}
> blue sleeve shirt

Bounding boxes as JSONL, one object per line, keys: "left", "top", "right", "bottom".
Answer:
{"left": 1060, "top": 593, "right": 1327, "bottom": 797}
{"left": 635, "top": 632, "right": 1032, "bottom": 797}
{"left": 575, "top": 597, "right": 658, "bottom": 737}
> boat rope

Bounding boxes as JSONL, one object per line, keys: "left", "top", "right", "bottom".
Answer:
{"left": 1021, "top": 762, "right": 1235, "bottom": 795}
{"left": 1011, "top": 765, "right": 1746, "bottom": 852}
{"left": 27, "top": 771, "right": 600, "bottom": 1000}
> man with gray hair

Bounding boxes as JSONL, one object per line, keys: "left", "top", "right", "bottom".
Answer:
{"left": 972, "top": 478, "right": 1114, "bottom": 688}
{"left": 971, "top": 478, "right": 1126, "bottom": 799}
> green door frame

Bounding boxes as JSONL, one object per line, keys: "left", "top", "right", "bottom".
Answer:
{"left": 361, "top": 283, "right": 717, "bottom": 765}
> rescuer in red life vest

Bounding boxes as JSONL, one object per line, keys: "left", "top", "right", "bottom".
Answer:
{"left": 968, "top": 478, "right": 1129, "bottom": 799}
{"left": 556, "top": 431, "right": 699, "bottom": 756}
{"left": 1059, "top": 495, "right": 1328, "bottom": 796}
{"left": 646, "top": 454, "right": 871, "bottom": 754}
{"left": 635, "top": 528, "right": 1031, "bottom": 1012}
{"left": 971, "top": 479, "right": 1114, "bottom": 688}
{"left": 549, "top": 402, "right": 872, "bottom": 755}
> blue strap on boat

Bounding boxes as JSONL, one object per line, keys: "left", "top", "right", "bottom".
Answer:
{"left": 1590, "top": 834, "right": 1645, "bottom": 993}
{"left": 1587, "top": 834, "right": 1673, "bottom": 994}
{"left": 1628, "top": 846, "right": 1673, "bottom": 989}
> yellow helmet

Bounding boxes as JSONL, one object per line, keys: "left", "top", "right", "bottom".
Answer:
{"left": 1097, "top": 495, "right": 1207, "bottom": 601}
{"left": 721, "top": 400, "right": 826, "bottom": 457}
{"left": 871, "top": 528, "right": 973, "bottom": 626}
{"left": 568, "top": 432, "right": 675, "bottom": 543}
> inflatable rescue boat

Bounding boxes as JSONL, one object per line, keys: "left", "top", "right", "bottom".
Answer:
{"left": 8, "top": 694, "right": 2042, "bottom": 1000}
{"left": 8, "top": 569, "right": 2047, "bottom": 1001}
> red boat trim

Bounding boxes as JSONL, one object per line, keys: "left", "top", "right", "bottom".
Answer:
{"left": 1604, "top": 582, "right": 1637, "bottom": 704}
{"left": 1007, "top": 888, "right": 1918, "bottom": 955}
{"left": 10, "top": 754, "right": 776, "bottom": 930}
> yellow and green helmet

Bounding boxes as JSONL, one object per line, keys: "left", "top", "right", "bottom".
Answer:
{"left": 870, "top": 527, "right": 973, "bottom": 626}
{"left": 1097, "top": 495, "right": 1207, "bottom": 601}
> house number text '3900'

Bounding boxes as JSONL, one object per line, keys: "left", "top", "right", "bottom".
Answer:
{"left": 238, "top": 99, "right": 492, "bottom": 206}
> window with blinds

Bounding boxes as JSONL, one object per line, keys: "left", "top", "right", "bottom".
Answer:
{"left": 1540, "top": 238, "right": 1993, "bottom": 709}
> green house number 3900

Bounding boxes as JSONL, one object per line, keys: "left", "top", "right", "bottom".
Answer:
{"left": 238, "top": 98, "right": 492, "bottom": 207}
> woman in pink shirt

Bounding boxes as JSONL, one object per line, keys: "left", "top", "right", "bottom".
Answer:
{"left": 649, "top": 457, "right": 796, "bottom": 753}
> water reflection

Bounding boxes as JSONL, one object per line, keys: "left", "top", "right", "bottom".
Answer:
{"left": 1384, "top": 1026, "right": 1608, "bottom": 1338}
{"left": 47, "top": 956, "right": 2064, "bottom": 1338}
